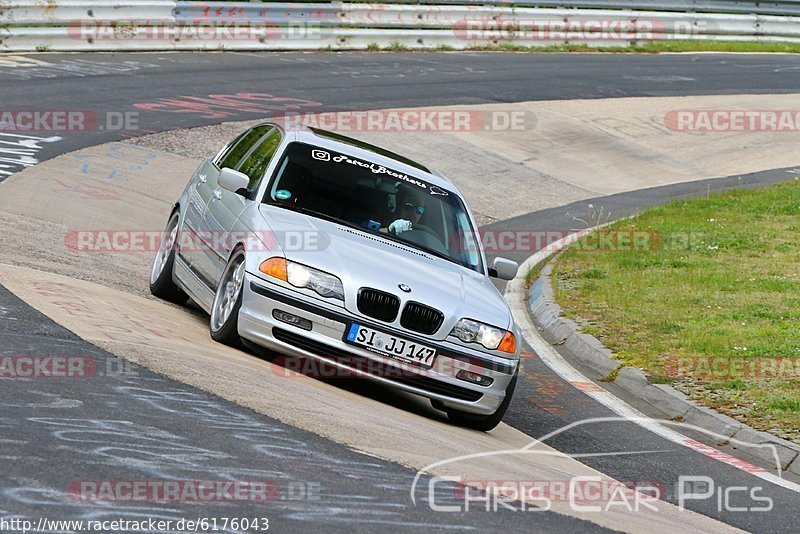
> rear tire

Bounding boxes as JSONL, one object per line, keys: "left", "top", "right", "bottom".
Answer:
{"left": 210, "top": 249, "right": 246, "bottom": 348}
{"left": 150, "top": 211, "right": 188, "bottom": 304}
{"left": 446, "top": 373, "right": 518, "bottom": 432}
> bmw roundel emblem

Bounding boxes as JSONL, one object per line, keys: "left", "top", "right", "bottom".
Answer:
{"left": 398, "top": 284, "right": 412, "bottom": 293}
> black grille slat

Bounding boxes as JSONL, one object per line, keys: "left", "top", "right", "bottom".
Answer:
{"left": 272, "top": 328, "right": 483, "bottom": 402}
{"left": 401, "top": 302, "right": 444, "bottom": 335}
{"left": 357, "top": 288, "right": 400, "bottom": 322}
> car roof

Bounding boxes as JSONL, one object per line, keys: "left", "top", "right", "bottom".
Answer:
{"left": 267, "top": 122, "right": 457, "bottom": 191}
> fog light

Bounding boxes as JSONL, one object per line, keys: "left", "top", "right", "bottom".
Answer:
{"left": 273, "top": 309, "right": 312, "bottom": 331}
{"left": 456, "top": 370, "right": 494, "bottom": 386}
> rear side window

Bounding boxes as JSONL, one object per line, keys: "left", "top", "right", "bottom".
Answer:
{"left": 237, "top": 130, "right": 282, "bottom": 190}
{"left": 216, "top": 125, "right": 273, "bottom": 170}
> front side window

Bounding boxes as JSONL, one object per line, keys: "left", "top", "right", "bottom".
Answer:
{"left": 264, "top": 142, "right": 483, "bottom": 273}
{"left": 237, "top": 130, "right": 282, "bottom": 190}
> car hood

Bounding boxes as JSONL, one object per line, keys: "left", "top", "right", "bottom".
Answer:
{"left": 257, "top": 205, "right": 511, "bottom": 337}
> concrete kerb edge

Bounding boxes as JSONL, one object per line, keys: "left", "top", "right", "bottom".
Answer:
{"left": 518, "top": 235, "right": 800, "bottom": 477}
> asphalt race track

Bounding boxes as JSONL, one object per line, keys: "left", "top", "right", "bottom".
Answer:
{"left": 0, "top": 285, "right": 610, "bottom": 533}
{"left": 2, "top": 51, "right": 800, "bottom": 532}
{"left": 4, "top": 52, "right": 800, "bottom": 177}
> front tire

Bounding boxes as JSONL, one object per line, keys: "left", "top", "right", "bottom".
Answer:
{"left": 446, "top": 373, "right": 518, "bottom": 432}
{"left": 150, "top": 211, "right": 188, "bottom": 304}
{"left": 210, "top": 249, "right": 246, "bottom": 347}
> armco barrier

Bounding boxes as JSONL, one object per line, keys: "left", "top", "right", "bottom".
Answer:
{"left": 363, "top": 0, "right": 800, "bottom": 17}
{"left": 1, "top": 1, "right": 178, "bottom": 26}
{"left": 2, "top": 1, "right": 800, "bottom": 52}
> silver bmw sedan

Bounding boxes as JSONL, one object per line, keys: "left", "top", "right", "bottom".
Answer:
{"left": 150, "top": 122, "right": 521, "bottom": 431}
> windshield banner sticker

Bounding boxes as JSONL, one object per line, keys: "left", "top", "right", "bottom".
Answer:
{"left": 310, "top": 148, "right": 429, "bottom": 191}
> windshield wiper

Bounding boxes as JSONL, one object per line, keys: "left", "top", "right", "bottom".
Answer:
{"left": 379, "top": 231, "right": 457, "bottom": 264}
{"left": 264, "top": 202, "right": 365, "bottom": 232}
{"left": 384, "top": 233, "right": 481, "bottom": 272}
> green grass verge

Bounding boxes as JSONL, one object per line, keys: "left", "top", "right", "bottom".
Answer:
{"left": 524, "top": 260, "right": 545, "bottom": 289}
{"left": 463, "top": 40, "right": 800, "bottom": 54}
{"left": 552, "top": 181, "right": 800, "bottom": 442}
{"left": 353, "top": 40, "right": 800, "bottom": 54}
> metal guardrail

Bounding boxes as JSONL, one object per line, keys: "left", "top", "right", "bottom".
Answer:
{"left": 354, "top": 0, "right": 800, "bottom": 17}
{"left": 2, "top": 1, "right": 800, "bottom": 52}
{"left": 1, "top": 1, "right": 178, "bottom": 25}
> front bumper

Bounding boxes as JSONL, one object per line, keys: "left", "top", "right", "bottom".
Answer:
{"left": 238, "top": 274, "right": 517, "bottom": 415}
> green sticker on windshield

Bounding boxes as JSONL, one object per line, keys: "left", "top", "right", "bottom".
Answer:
{"left": 276, "top": 189, "right": 292, "bottom": 200}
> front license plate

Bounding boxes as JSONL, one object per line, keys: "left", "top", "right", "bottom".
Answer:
{"left": 346, "top": 323, "right": 437, "bottom": 368}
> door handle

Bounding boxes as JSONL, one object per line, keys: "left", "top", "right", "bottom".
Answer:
{"left": 198, "top": 173, "right": 207, "bottom": 184}
{"left": 212, "top": 189, "right": 222, "bottom": 201}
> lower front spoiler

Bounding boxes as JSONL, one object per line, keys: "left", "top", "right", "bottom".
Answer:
{"left": 238, "top": 275, "right": 515, "bottom": 415}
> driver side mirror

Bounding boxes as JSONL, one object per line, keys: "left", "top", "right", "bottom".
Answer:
{"left": 219, "top": 168, "right": 250, "bottom": 196}
{"left": 489, "top": 257, "right": 519, "bottom": 281}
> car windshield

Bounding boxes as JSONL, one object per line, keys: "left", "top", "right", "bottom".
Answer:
{"left": 263, "top": 142, "right": 484, "bottom": 273}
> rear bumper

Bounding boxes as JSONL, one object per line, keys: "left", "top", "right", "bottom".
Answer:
{"left": 238, "top": 274, "right": 517, "bottom": 415}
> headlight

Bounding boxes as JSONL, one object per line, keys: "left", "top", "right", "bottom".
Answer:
{"left": 450, "top": 318, "right": 516, "bottom": 354}
{"left": 259, "top": 258, "right": 345, "bottom": 301}
{"left": 287, "top": 262, "right": 344, "bottom": 300}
